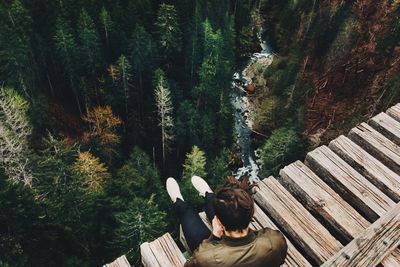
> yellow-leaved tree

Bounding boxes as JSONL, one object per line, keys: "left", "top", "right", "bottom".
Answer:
{"left": 82, "top": 105, "right": 122, "bottom": 162}
{"left": 73, "top": 151, "right": 111, "bottom": 192}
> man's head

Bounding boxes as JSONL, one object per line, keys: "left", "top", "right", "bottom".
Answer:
{"left": 213, "top": 177, "right": 255, "bottom": 232}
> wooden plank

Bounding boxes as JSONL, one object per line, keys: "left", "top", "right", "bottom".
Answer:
{"left": 381, "top": 248, "right": 400, "bottom": 267}
{"left": 140, "top": 242, "right": 160, "bottom": 267}
{"left": 321, "top": 202, "right": 400, "bottom": 267}
{"left": 252, "top": 203, "right": 312, "bottom": 267}
{"left": 279, "top": 161, "right": 370, "bottom": 242}
{"left": 369, "top": 112, "right": 400, "bottom": 146}
{"left": 305, "top": 145, "right": 395, "bottom": 222}
{"left": 387, "top": 103, "right": 400, "bottom": 122}
{"left": 150, "top": 238, "right": 173, "bottom": 266}
{"left": 349, "top": 122, "right": 400, "bottom": 174}
{"left": 158, "top": 233, "right": 185, "bottom": 267}
{"left": 329, "top": 135, "right": 400, "bottom": 202}
{"left": 254, "top": 177, "right": 343, "bottom": 265}
{"left": 103, "top": 255, "right": 132, "bottom": 267}
{"left": 279, "top": 161, "right": 400, "bottom": 266}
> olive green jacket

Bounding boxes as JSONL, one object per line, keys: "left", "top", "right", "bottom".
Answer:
{"left": 184, "top": 228, "right": 288, "bottom": 267}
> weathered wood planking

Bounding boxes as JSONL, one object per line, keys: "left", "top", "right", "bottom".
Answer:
{"left": 321, "top": 202, "right": 400, "bottom": 267}
{"left": 369, "top": 112, "right": 400, "bottom": 146}
{"left": 252, "top": 204, "right": 312, "bottom": 267}
{"left": 141, "top": 242, "right": 161, "bottom": 267}
{"left": 254, "top": 177, "right": 342, "bottom": 265}
{"left": 103, "top": 255, "right": 131, "bottom": 267}
{"left": 381, "top": 248, "right": 400, "bottom": 267}
{"left": 329, "top": 135, "right": 400, "bottom": 202}
{"left": 349, "top": 122, "right": 400, "bottom": 174}
{"left": 141, "top": 233, "right": 185, "bottom": 267}
{"left": 305, "top": 145, "right": 394, "bottom": 222}
{"left": 279, "top": 161, "right": 370, "bottom": 242}
{"left": 279, "top": 161, "right": 400, "bottom": 266}
{"left": 387, "top": 103, "right": 400, "bottom": 122}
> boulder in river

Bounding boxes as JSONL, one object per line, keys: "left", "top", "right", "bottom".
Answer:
{"left": 244, "top": 84, "right": 256, "bottom": 94}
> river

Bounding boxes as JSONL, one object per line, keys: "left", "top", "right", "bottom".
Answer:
{"left": 231, "top": 28, "right": 273, "bottom": 183}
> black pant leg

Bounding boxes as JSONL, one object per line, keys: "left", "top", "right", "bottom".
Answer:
{"left": 204, "top": 192, "right": 216, "bottom": 222}
{"left": 173, "top": 198, "right": 211, "bottom": 252}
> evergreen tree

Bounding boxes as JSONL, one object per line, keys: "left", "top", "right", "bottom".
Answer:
{"left": 112, "top": 196, "right": 167, "bottom": 265}
{"left": 53, "top": 17, "right": 82, "bottom": 114}
{"left": 181, "top": 145, "right": 207, "bottom": 207}
{"left": 208, "top": 149, "right": 230, "bottom": 188}
{"left": 185, "top": 0, "right": 203, "bottom": 86}
{"left": 154, "top": 69, "right": 174, "bottom": 165}
{"left": 0, "top": 88, "right": 33, "bottom": 187}
{"left": 176, "top": 100, "right": 200, "bottom": 148}
{"left": 114, "top": 54, "right": 132, "bottom": 119}
{"left": 155, "top": 4, "right": 182, "bottom": 59}
{"left": 193, "top": 20, "right": 223, "bottom": 108}
{"left": 109, "top": 147, "right": 167, "bottom": 211}
{"left": 77, "top": 9, "right": 103, "bottom": 100}
{"left": 0, "top": 0, "right": 34, "bottom": 99}
{"left": 128, "top": 25, "right": 157, "bottom": 91}
{"left": 259, "top": 127, "right": 306, "bottom": 176}
{"left": 99, "top": 7, "right": 113, "bottom": 48}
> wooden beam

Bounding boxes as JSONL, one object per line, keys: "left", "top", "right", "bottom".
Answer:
{"left": 387, "top": 103, "right": 400, "bottom": 122}
{"left": 141, "top": 233, "right": 185, "bottom": 267}
{"left": 349, "top": 122, "right": 400, "bottom": 174}
{"left": 279, "top": 161, "right": 370, "bottom": 242}
{"left": 103, "top": 255, "right": 131, "bottom": 267}
{"left": 381, "top": 248, "right": 400, "bottom": 266}
{"left": 252, "top": 203, "right": 312, "bottom": 267}
{"left": 329, "top": 135, "right": 400, "bottom": 202}
{"left": 140, "top": 242, "right": 160, "bottom": 267}
{"left": 305, "top": 145, "right": 394, "bottom": 222}
{"left": 369, "top": 112, "right": 400, "bottom": 146}
{"left": 254, "top": 177, "right": 342, "bottom": 265}
{"left": 321, "top": 202, "right": 400, "bottom": 267}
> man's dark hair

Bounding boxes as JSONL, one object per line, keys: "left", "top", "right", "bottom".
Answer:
{"left": 213, "top": 177, "right": 256, "bottom": 232}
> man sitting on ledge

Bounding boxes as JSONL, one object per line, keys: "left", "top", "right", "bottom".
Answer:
{"left": 166, "top": 176, "right": 288, "bottom": 267}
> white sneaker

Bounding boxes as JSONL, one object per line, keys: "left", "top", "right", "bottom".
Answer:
{"left": 166, "top": 177, "right": 184, "bottom": 203}
{"left": 191, "top": 175, "right": 212, "bottom": 197}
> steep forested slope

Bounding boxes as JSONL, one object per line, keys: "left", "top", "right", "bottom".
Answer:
{"left": 256, "top": 0, "right": 400, "bottom": 142}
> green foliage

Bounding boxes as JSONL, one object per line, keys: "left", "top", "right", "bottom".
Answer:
{"left": 253, "top": 95, "right": 281, "bottom": 133}
{"left": 112, "top": 147, "right": 166, "bottom": 209}
{"left": 128, "top": 25, "right": 157, "bottom": 89}
{"left": 77, "top": 9, "right": 103, "bottom": 75}
{"left": 155, "top": 4, "right": 182, "bottom": 58}
{"left": 112, "top": 196, "right": 167, "bottom": 265}
{"left": 259, "top": 127, "right": 307, "bottom": 176}
{"left": 325, "top": 16, "right": 359, "bottom": 68}
{"left": 207, "top": 148, "right": 231, "bottom": 189}
{"left": 181, "top": 145, "right": 208, "bottom": 207}
{"left": 0, "top": 0, "right": 34, "bottom": 97}
{"left": 99, "top": 7, "right": 113, "bottom": 47}
{"left": 176, "top": 100, "right": 200, "bottom": 147}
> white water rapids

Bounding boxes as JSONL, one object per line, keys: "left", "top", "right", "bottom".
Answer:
{"left": 231, "top": 30, "right": 273, "bottom": 183}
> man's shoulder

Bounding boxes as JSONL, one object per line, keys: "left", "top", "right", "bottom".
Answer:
{"left": 185, "top": 240, "right": 221, "bottom": 266}
{"left": 255, "top": 227, "right": 287, "bottom": 250}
